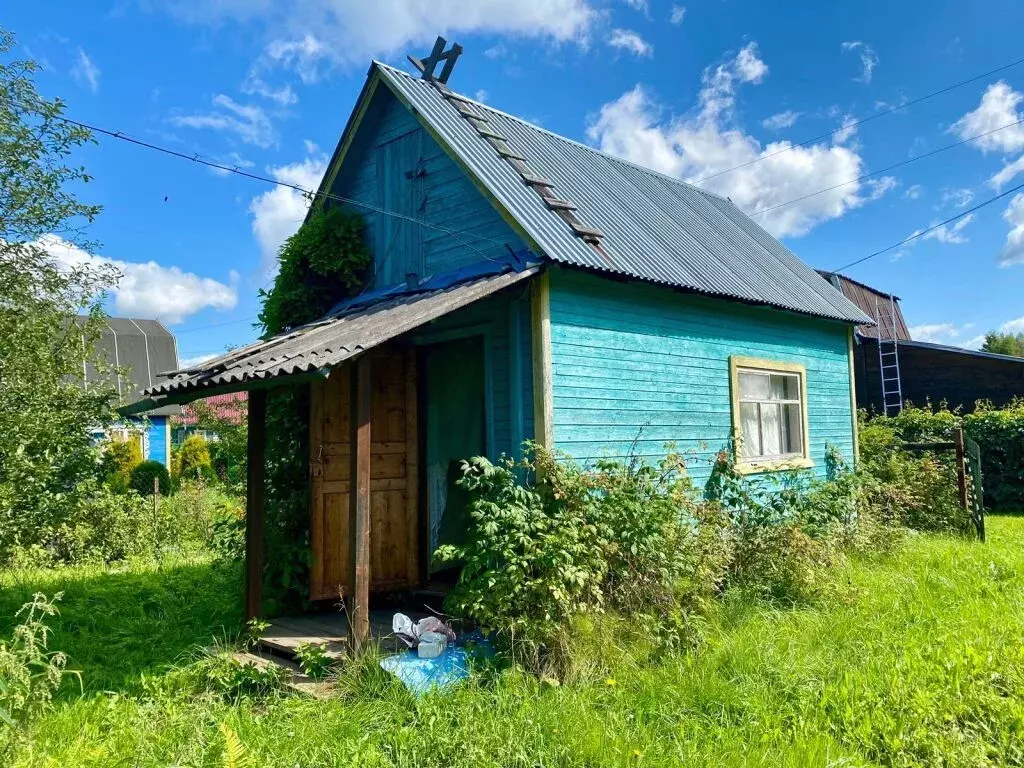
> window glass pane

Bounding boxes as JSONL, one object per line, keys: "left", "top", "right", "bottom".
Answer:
{"left": 739, "top": 402, "right": 761, "bottom": 458}
{"left": 760, "top": 402, "right": 782, "bottom": 456}
{"left": 770, "top": 373, "right": 799, "bottom": 401}
{"left": 739, "top": 371, "right": 769, "bottom": 399}
{"left": 782, "top": 403, "right": 803, "bottom": 454}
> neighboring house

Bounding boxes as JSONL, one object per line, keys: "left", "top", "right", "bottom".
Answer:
{"left": 819, "top": 271, "right": 1024, "bottom": 414}
{"left": 129, "top": 45, "right": 870, "bottom": 627}
{"left": 86, "top": 317, "right": 179, "bottom": 467}
{"left": 172, "top": 391, "right": 248, "bottom": 445}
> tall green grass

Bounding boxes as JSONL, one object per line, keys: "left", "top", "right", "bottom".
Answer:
{"left": 5, "top": 520, "right": 1024, "bottom": 766}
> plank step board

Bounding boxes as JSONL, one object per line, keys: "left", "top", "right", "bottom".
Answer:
{"left": 473, "top": 123, "right": 507, "bottom": 141}
{"left": 487, "top": 138, "right": 527, "bottom": 161}
{"left": 521, "top": 173, "right": 555, "bottom": 188}
{"left": 232, "top": 651, "right": 335, "bottom": 699}
{"left": 544, "top": 197, "right": 577, "bottom": 211}
{"left": 570, "top": 222, "right": 605, "bottom": 239}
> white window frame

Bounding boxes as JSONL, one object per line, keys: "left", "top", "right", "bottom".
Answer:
{"left": 730, "top": 356, "right": 812, "bottom": 474}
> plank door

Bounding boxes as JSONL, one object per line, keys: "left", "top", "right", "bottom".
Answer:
{"left": 309, "top": 346, "right": 419, "bottom": 601}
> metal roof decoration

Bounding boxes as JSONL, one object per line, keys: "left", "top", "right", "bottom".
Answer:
{"left": 375, "top": 59, "right": 872, "bottom": 326}
{"left": 130, "top": 265, "right": 538, "bottom": 409}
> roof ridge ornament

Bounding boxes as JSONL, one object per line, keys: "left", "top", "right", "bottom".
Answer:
{"left": 408, "top": 36, "right": 463, "bottom": 84}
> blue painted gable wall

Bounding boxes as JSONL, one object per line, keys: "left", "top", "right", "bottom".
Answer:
{"left": 329, "top": 85, "right": 527, "bottom": 289}
{"left": 547, "top": 269, "right": 855, "bottom": 487}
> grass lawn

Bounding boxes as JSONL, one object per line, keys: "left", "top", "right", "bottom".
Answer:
{"left": 4, "top": 518, "right": 1024, "bottom": 767}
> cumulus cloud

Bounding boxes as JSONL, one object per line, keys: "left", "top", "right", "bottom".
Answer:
{"left": 249, "top": 151, "right": 328, "bottom": 277}
{"left": 607, "top": 29, "right": 653, "bottom": 57}
{"left": 903, "top": 184, "right": 923, "bottom": 200}
{"left": 909, "top": 322, "right": 965, "bottom": 343}
{"left": 159, "top": 0, "right": 597, "bottom": 71}
{"left": 180, "top": 352, "right": 221, "bottom": 369}
{"left": 950, "top": 82, "right": 1024, "bottom": 154}
{"left": 586, "top": 43, "right": 885, "bottom": 238}
{"left": 1000, "top": 192, "right": 1024, "bottom": 267}
{"left": 170, "top": 94, "right": 276, "bottom": 148}
{"left": 841, "top": 41, "right": 878, "bottom": 83}
{"left": 41, "top": 235, "right": 237, "bottom": 324}
{"left": 669, "top": 5, "right": 686, "bottom": 24}
{"left": 70, "top": 47, "right": 100, "bottom": 93}
{"left": 919, "top": 213, "right": 975, "bottom": 244}
{"left": 762, "top": 110, "right": 799, "bottom": 131}
{"left": 940, "top": 187, "right": 974, "bottom": 208}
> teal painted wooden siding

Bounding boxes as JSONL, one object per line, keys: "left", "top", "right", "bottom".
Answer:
{"left": 330, "top": 88, "right": 528, "bottom": 289}
{"left": 547, "top": 269, "right": 855, "bottom": 486}
{"left": 413, "top": 289, "right": 534, "bottom": 462}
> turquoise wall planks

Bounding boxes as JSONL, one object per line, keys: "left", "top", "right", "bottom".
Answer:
{"left": 547, "top": 269, "right": 855, "bottom": 486}
{"left": 329, "top": 88, "right": 528, "bottom": 289}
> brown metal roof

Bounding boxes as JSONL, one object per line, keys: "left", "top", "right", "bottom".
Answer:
{"left": 816, "top": 271, "right": 909, "bottom": 341}
{"left": 127, "top": 267, "right": 538, "bottom": 410}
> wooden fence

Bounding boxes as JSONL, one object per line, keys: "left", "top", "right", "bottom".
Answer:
{"left": 902, "top": 427, "right": 985, "bottom": 542}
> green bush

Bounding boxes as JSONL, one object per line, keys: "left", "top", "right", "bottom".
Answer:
{"left": 173, "top": 434, "right": 212, "bottom": 482}
{"left": 48, "top": 481, "right": 148, "bottom": 564}
{"left": 102, "top": 437, "right": 143, "bottom": 493}
{"left": 129, "top": 460, "right": 170, "bottom": 497}
{"left": 964, "top": 400, "right": 1024, "bottom": 509}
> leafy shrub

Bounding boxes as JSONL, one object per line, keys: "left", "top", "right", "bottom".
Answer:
{"left": 209, "top": 496, "right": 246, "bottom": 561}
{"left": 102, "top": 437, "right": 142, "bottom": 492}
{"left": 130, "top": 460, "right": 170, "bottom": 497}
{"left": 48, "top": 480, "right": 149, "bottom": 563}
{"left": 173, "top": 435, "right": 213, "bottom": 482}
{"left": 0, "top": 593, "right": 72, "bottom": 753}
{"left": 964, "top": 400, "right": 1024, "bottom": 509}
{"left": 294, "top": 642, "right": 334, "bottom": 678}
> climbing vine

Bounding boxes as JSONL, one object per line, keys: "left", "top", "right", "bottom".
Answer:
{"left": 258, "top": 206, "right": 371, "bottom": 613}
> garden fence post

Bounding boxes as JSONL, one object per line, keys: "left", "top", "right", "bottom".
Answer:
{"left": 153, "top": 475, "right": 160, "bottom": 563}
{"left": 954, "top": 428, "right": 969, "bottom": 513}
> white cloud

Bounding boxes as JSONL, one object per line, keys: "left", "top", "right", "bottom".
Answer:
{"left": 991, "top": 154, "right": 1024, "bottom": 190}
{"left": 484, "top": 44, "right": 507, "bottom": 59}
{"left": 41, "top": 235, "right": 237, "bottom": 324}
{"left": 209, "top": 151, "right": 255, "bottom": 177}
{"left": 669, "top": 5, "right": 686, "bottom": 24}
{"left": 941, "top": 187, "right": 974, "bottom": 208}
{"left": 833, "top": 114, "right": 858, "bottom": 145}
{"left": 762, "top": 110, "right": 799, "bottom": 131}
{"left": 1000, "top": 192, "right": 1024, "bottom": 267}
{"left": 919, "top": 213, "right": 975, "bottom": 244}
{"left": 180, "top": 352, "right": 221, "bottom": 368}
{"left": 909, "top": 323, "right": 962, "bottom": 343}
{"left": 841, "top": 41, "right": 878, "bottom": 84}
{"left": 904, "top": 184, "right": 923, "bottom": 200}
{"left": 1001, "top": 315, "right": 1024, "bottom": 333}
{"left": 622, "top": 0, "right": 648, "bottom": 10}
{"left": 950, "top": 81, "right": 1024, "bottom": 153}
{"left": 607, "top": 29, "right": 653, "bottom": 57}
{"left": 866, "top": 176, "right": 899, "bottom": 200}
{"left": 170, "top": 94, "right": 275, "bottom": 148}
{"left": 960, "top": 334, "right": 986, "bottom": 350}
{"left": 586, "top": 43, "right": 878, "bottom": 238}
{"left": 241, "top": 74, "right": 298, "bottom": 106}
{"left": 160, "top": 0, "right": 597, "bottom": 68}
{"left": 249, "top": 151, "right": 328, "bottom": 276}
{"left": 70, "top": 47, "right": 100, "bottom": 93}
{"left": 474, "top": 89, "right": 489, "bottom": 103}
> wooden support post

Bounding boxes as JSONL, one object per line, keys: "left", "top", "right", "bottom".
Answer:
{"left": 244, "top": 389, "right": 267, "bottom": 623}
{"left": 349, "top": 356, "right": 372, "bottom": 651}
{"left": 954, "top": 427, "right": 970, "bottom": 513}
{"left": 531, "top": 271, "right": 553, "bottom": 451}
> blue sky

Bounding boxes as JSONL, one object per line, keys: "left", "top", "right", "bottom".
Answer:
{"left": 6, "top": 0, "right": 1024, "bottom": 364}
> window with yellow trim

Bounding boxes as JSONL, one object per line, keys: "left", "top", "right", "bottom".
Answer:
{"left": 730, "top": 357, "right": 810, "bottom": 470}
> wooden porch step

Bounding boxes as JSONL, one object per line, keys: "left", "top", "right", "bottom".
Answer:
{"left": 232, "top": 650, "right": 335, "bottom": 699}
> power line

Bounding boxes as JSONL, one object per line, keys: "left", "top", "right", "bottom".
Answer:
{"left": 173, "top": 316, "right": 258, "bottom": 334}
{"left": 693, "top": 54, "right": 1024, "bottom": 186}
{"left": 832, "top": 179, "right": 1024, "bottom": 273}
{"left": 749, "top": 117, "right": 1024, "bottom": 218}
{"left": 49, "top": 114, "right": 517, "bottom": 259}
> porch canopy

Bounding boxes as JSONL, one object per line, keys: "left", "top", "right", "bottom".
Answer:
{"left": 123, "top": 263, "right": 537, "bottom": 646}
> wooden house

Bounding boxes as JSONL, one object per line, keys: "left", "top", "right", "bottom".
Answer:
{"left": 819, "top": 271, "right": 1024, "bottom": 413}
{"left": 128, "top": 43, "right": 870, "bottom": 643}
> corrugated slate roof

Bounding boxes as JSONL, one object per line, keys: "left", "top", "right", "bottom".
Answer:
{"left": 135, "top": 267, "right": 537, "bottom": 405}
{"left": 376, "top": 62, "right": 871, "bottom": 326}
{"left": 84, "top": 317, "right": 180, "bottom": 416}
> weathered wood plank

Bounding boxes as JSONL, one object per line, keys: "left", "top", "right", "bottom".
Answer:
{"left": 244, "top": 389, "right": 267, "bottom": 622}
{"left": 350, "top": 355, "right": 372, "bottom": 650}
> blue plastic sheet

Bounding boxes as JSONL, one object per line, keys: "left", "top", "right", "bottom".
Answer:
{"left": 379, "top": 632, "right": 492, "bottom": 696}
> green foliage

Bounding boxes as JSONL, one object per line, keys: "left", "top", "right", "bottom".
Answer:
{"left": 0, "top": 30, "right": 118, "bottom": 567}
{"left": 0, "top": 593, "right": 71, "bottom": 757}
{"left": 965, "top": 399, "right": 1024, "bottom": 509}
{"left": 173, "top": 435, "right": 213, "bottom": 482}
{"left": 102, "top": 437, "right": 143, "bottom": 492}
{"left": 981, "top": 330, "right": 1024, "bottom": 357}
{"left": 209, "top": 497, "right": 246, "bottom": 562}
{"left": 257, "top": 207, "right": 371, "bottom": 336}
{"left": 254, "top": 208, "right": 370, "bottom": 614}
{"left": 130, "top": 460, "right": 170, "bottom": 497}
{"left": 47, "top": 480, "right": 149, "bottom": 564}
{"left": 188, "top": 398, "right": 248, "bottom": 493}
{"left": 294, "top": 642, "right": 333, "bottom": 678}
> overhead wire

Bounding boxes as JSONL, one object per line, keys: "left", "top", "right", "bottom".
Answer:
{"left": 692, "top": 54, "right": 1024, "bottom": 185}
{"left": 832, "top": 179, "right": 1024, "bottom": 273}
{"left": 748, "top": 117, "right": 1024, "bottom": 218}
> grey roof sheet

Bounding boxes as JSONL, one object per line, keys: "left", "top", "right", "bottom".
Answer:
{"left": 84, "top": 317, "right": 180, "bottom": 416}
{"left": 140, "top": 267, "right": 537, "bottom": 401}
{"left": 376, "top": 62, "right": 871, "bottom": 326}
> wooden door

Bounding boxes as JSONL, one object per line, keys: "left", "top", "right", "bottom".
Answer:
{"left": 309, "top": 346, "right": 419, "bottom": 601}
